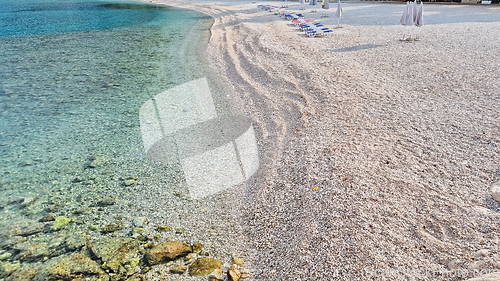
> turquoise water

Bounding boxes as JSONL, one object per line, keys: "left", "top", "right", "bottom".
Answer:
{"left": 0, "top": 0, "right": 214, "bottom": 231}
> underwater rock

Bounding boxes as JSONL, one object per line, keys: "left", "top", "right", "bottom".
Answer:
{"left": 51, "top": 216, "right": 71, "bottom": 231}
{"left": 73, "top": 207, "right": 91, "bottom": 215}
{"left": 20, "top": 197, "right": 37, "bottom": 208}
{"left": 144, "top": 241, "right": 192, "bottom": 266}
{"left": 17, "top": 222, "right": 44, "bottom": 237}
{"left": 170, "top": 264, "right": 187, "bottom": 274}
{"left": 4, "top": 265, "right": 36, "bottom": 281}
{"left": 189, "top": 257, "right": 222, "bottom": 276}
{"left": 2, "top": 220, "right": 43, "bottom": 237}
{"left": 15, "top": 242, "right": 49, "bottom": 262}
{"left": 0, "top": 236, "right": 26, "bottom": 250}
{"left": 101, "top": 221, "right": 124, "bottom": 233}
{"left": 31, "top": 253, "right": 104, "bottom": 281}
{"left": 89, "top": 237, "right": 140, "bottom": 275}
{"left": 132, "top": 217, "right": 146, "bottom": 227}
{"left": 0, "top": 261, "right": 20, "bottom": 278}
{"left": 39, "top": 213, "right": 55, "bottom": 222}
{"left": 88, "top": 156, "right": 109, "bottom": 168}
{"left": 0, "top": 252, "right": 12, "bottom": 260}
{"left": 95, "top": 197, "right": 116, "bottom": 207}
{"left": 72, "top": 176, "right": 86, "bottom": 183}
{"left": 124, "top": 179, "right": 136, "bottom": 186}
{"left": 64, "top": 233, "right": 89, "bottom": 251}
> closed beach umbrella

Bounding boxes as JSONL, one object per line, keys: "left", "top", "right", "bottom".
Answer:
{"left": 415, "top": 1, "right": 424, "bottom": 27}
{"left": 335, "top": 0, "right": 342, "bottom": 18}
{"left": 412, "top": 0, "right": 418, "bottom": 24}
{"left": 405, "top": 1, "right": 414, "bottom": 26}
{"left": 400, "top": 1, "right": 409, "bottom": 26}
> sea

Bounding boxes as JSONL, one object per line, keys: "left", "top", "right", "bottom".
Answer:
{"left": 0, "top": 0, "right": 231, "bottom": 243}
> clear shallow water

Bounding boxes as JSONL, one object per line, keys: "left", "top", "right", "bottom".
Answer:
{"left": 0, "top": 0, "right": 173, "bottom": 37}
{"left": 0, "top": 0, "right": 216, "bottom": 227}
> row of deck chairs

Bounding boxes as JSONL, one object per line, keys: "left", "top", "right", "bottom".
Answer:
{"left": 257, "top": 4, "right": 333, "bottom": 37}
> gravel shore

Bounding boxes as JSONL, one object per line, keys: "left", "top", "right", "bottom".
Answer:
{"left": 144, "top": 1, "right": 499, "bottom": 280}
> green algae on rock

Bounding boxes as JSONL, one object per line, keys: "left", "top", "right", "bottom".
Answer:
{"left": 189, "top": 257, "right": 222, "bottom": 276}
{"left": 144, "top": 241, "right": 192, "bottom": 266}
{"left": 51, "top": 216, "right": 71, "bottom": 231}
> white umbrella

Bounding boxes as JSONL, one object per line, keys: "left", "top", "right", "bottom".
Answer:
{"left": 412, "top": 0, "right": 418, "bottom": 24}
{"left": 405, "top": 2, "right": 414, "bottom": 26}
{"left": 415, "top": 1, "right": 424, "bottom": 27}
{"left": 335, "top": 0, "right": 342, "bottom": 25}
{"left": 400, "top": 1, "right": 409, "bottom": 26}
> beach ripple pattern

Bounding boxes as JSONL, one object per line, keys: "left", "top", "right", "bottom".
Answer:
{"left": 139, "top": 78, "right": 259, "bottom": 199}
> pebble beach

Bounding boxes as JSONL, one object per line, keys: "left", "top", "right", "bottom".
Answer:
{"left": 152, "top": 1, "right": 500, "bottom": 280}
{"left": 1, "top": 0, "right": 499, "bottom": 280}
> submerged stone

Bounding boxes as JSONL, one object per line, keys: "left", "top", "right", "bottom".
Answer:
{"left": 4, "top": 266, "right": 36, "bottom": 281}
{"left": 0, "top": 261, "right": 20, "bottom": 278}
{"left": 101, "top": 221, "right": 123, "bottom": 233}
{"left": 64, "top": 233, "right": 89, "bottom": 251}
{"left": 51, "top": 216, "right": 71, "bottom": 231}
{"left": 144, "top": 241, "right": 192, "bottom": 266}
{"left": 95, "top": 197, "right": 115, "bottom": 207}
{"left": 89, "top": 237, "right": 140, "bottom": 275}
{"left": 189, "top": 257, "right": 222, "bottom": 276}
{"left": 32, "top": 253, "right": 103, "bottom": 281}
{"left": 88, "top": 156, "right": 109, "bottom": 168}
{"left": 39, "top": 213, "right": 56, "bottom": 222}
{"left": 124, "top": 179, "right": 136, "bottom": 186}
{"left": 15, "top": 242, "right": 49, "bottom": 262}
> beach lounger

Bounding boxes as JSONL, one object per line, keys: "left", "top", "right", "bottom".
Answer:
{"left": 300, "top": 23, "right": 324, "bottom": 31}
{"left": 306, "top": 28, "right": 333, "bottom": 37}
